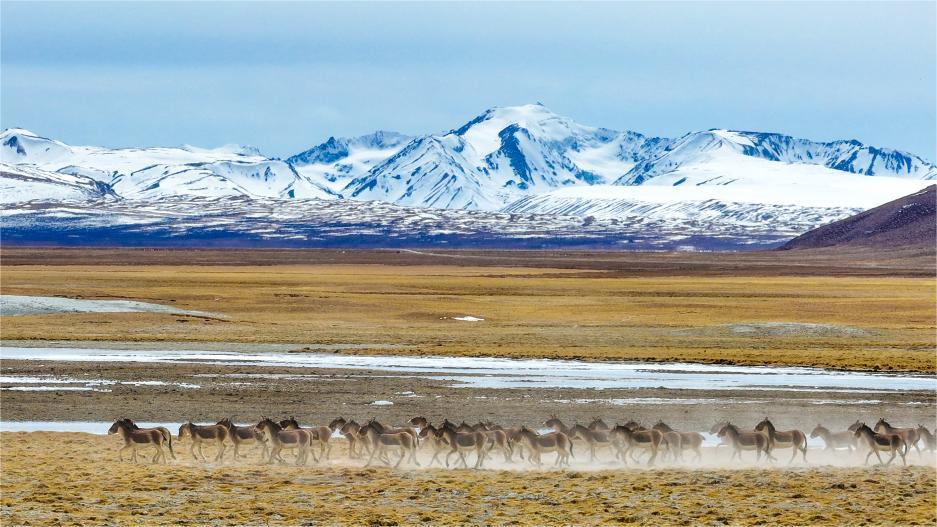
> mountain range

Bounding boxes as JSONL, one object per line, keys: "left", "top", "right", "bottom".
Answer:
{"left": 2, "top": 104, "right": 935, "bottom": 249}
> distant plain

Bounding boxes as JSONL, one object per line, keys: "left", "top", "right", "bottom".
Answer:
{"left": 2, "top": 248, "right": 934, "bottom": 373}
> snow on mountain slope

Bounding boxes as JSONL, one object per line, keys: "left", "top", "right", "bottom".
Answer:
{"left": 1, "top": 128, "right": 266, "bottom": 173}
{"left": 0, "top": 163, "right": 117, "bottom": 204}
{"left": 503, "top": 170, "right": 933, "bottom": 231}
{"left": 108, "top": 160, "right": 333, "bottom": 200}
{"left": 288, "top": 131, "right": 410, "bottom": 194}
{"left": 346, "top": 104, "right": 662, "bottom": 209}
{"left": 617, "top": 129, "right": 937, "bottom": 186}
{"left": 349, "top": 135, "right": 496, "bottom": 209}
{"left": 0, "top": 128, "right": 333, "bottom": 200}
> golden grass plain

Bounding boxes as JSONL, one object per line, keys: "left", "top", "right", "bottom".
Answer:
{"left": 1, "top": 432, "right": 935, "bottom": 527}
{"left": 1, "top": 264, "right": 935, "bottom": 372}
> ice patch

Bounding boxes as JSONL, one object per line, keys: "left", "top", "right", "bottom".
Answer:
{"left": 0, "top": 375, "right": 200, "bottom": 390}
{"left": 370, "top": 400, "right": 394, "bottom": 406}
{"left": 4, "top": 386, "right": 107, "bottom": 392}
{"left": 453, "top": 316, "right": 484, "bottom": 322}
{"left": 0, "top": 421, "right": 182, "bottom": 434}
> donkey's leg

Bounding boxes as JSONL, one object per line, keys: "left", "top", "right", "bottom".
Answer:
{"left": 885, "top": 448, "right": 896, "bottom": 466}
{"left": 429, "top": 446, "right": 442, "bottom": 467}
{"left": 364, "top": 444, "right": 379, "bottom": 467}
{"left": 268, "top": 446, "right": 280, "bottom": 465}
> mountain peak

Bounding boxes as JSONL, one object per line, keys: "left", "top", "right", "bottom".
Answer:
{"left": 286, "top": 130, "right": 411, "bottom": 167}
{"left": 1, "top": 128, "right": 42, "bottom": 139}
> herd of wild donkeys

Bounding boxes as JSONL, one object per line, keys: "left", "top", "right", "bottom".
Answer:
{"left": 106, "top": 416, "right": 936, "bottom": 469}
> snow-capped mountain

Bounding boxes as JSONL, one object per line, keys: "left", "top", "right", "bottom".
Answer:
{"left": 4, "top": 107, "right": 934, "bottom": 210}
{"left": 3, "top": 104, "right": 936, "bottom": 250}
{"left": 287, "top": 131, "right": 411, "bottom": 194}
{"left": 504, "top": 130, "right": 935, "bottom": 221}
{"left": 345, "top": 104, "right": 666, "bottom": 209}
{"left": 0, "top": 128, "right": 333, "bottom": 200}
{"left": 341, "top": 105, "right": 934, "bottom": 211}
{"left": 616, "top": 129, "right": 937, "bottom": 186}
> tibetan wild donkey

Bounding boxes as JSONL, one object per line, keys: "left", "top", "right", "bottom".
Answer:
{"left": 108, "top": 419, "right": 171, "bottom": 463}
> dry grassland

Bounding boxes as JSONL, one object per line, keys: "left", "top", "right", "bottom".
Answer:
{"left": 1, "top": 432, "right": 935, "bottom": 526}
{"left": 1, "top": 264, "right": 934, "bottom": 372}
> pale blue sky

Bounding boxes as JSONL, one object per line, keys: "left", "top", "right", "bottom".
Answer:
{"left": 2, "top": 1, "right": 935, "bottom": 160}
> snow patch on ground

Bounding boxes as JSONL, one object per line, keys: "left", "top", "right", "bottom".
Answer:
{"left": 0, "top": 295, "right": 221, "bottom": 318}
{"left": 0, "top": 375, "right": 200, "bottom": 391}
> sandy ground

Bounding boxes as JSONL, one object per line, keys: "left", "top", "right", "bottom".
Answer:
{"left": 1, "top": 432, "right": 935, "bottom": 526}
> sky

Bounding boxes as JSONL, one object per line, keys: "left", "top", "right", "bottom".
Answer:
{"left": 1, "top": 1, "right": 935, "bottom": 160}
